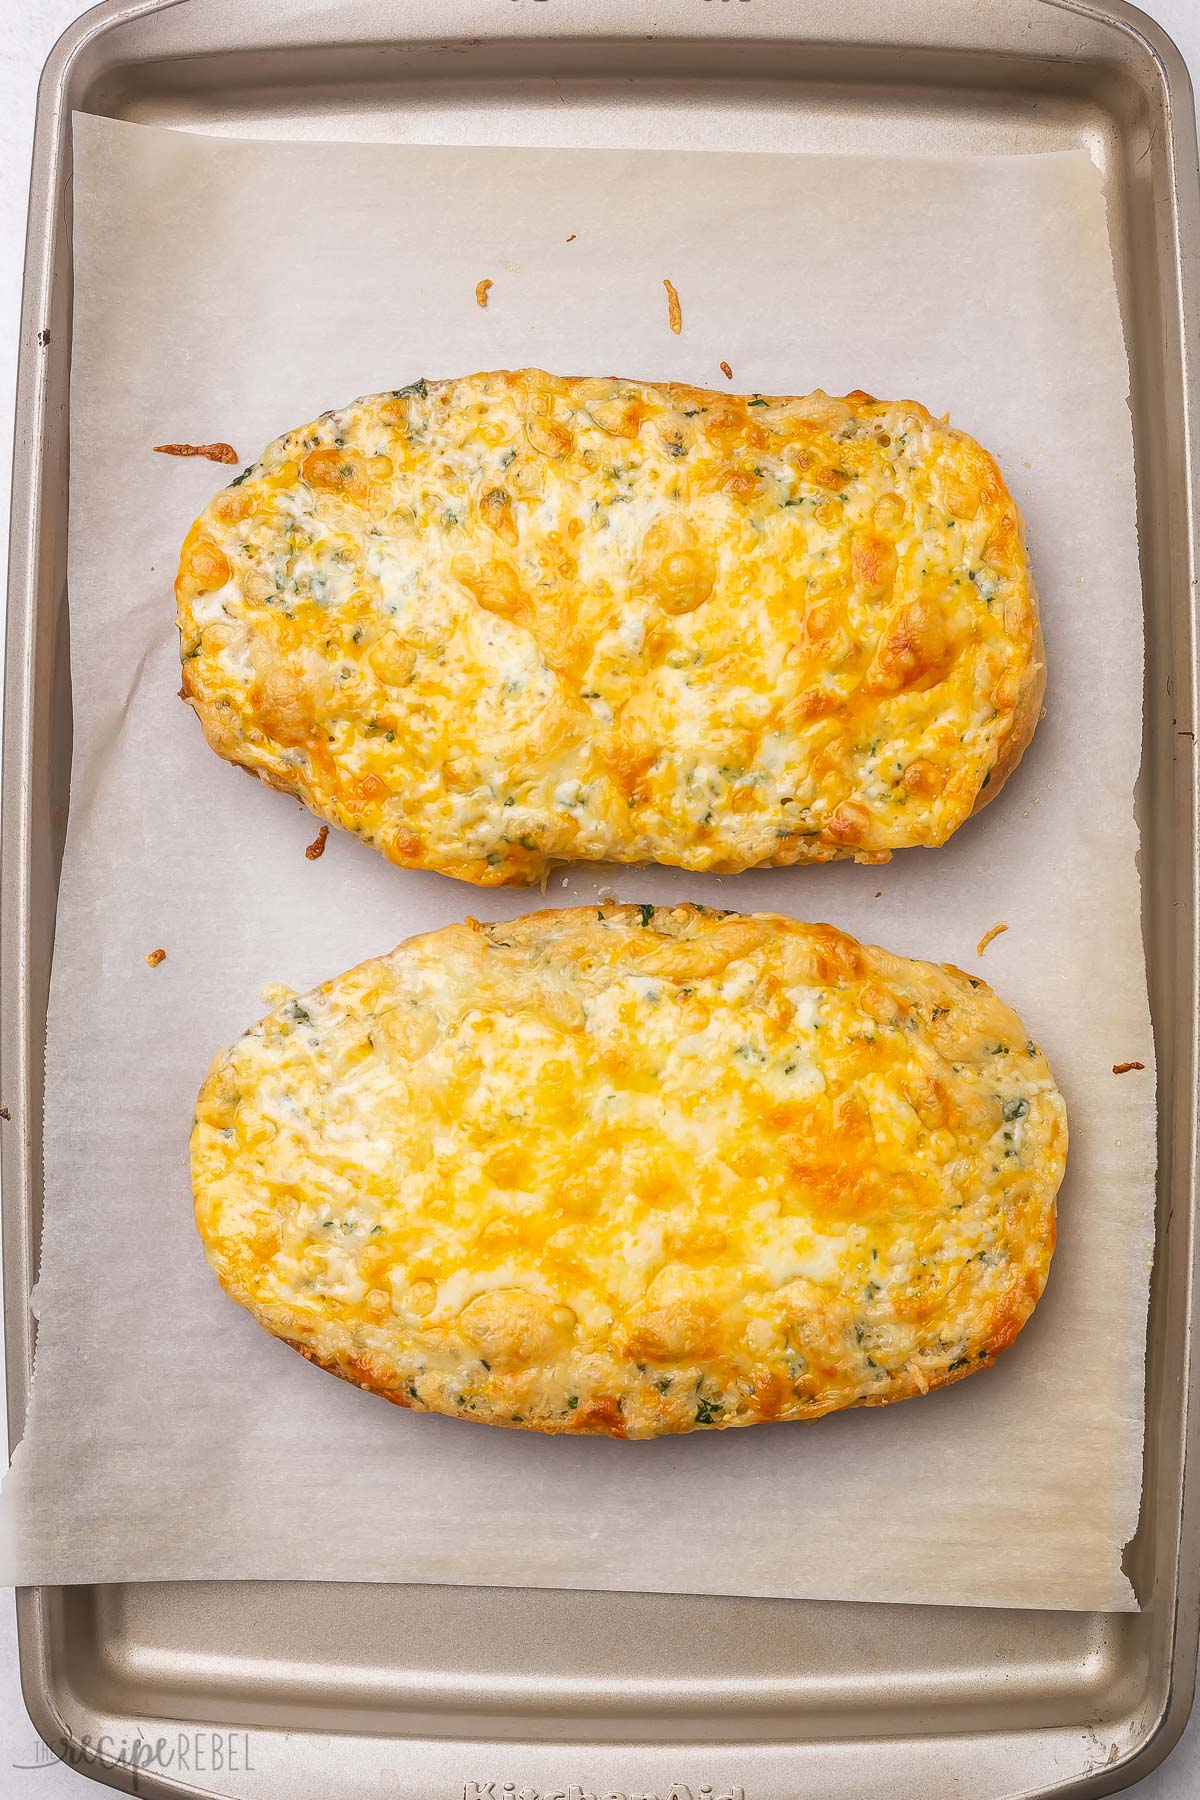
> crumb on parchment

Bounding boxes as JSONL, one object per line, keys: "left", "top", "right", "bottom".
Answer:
{"left": 565, "top": 234, "right": 576, "bottom": 243}
{"left": 154, "top": 442, "right": 238, "bottom": 464}
{"left": 1112, "top": 1061, "right": 1146, "bottom": 1074}
{"left": 976, "top": 922, "right": 1008, "bottom": 956}
{"left": 305, "top": 825, "right": 329, "bottom": 861}
{"left": 145, "top": 948, "right": 166, "bottom": 967}
{"left": 720, "top": 360, "right": 733, "bottom": 380}
{"left": 475, "top": 278, "right": 493, "bottom": 308}
{"left": 663, "top": 278, "right": 682, "bottom": 335}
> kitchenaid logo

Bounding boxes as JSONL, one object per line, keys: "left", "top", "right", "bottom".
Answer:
{"left": 463, "top": 1786, "right": 745, "bottom": 1800}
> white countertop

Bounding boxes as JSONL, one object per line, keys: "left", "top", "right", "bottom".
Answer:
{"left": 1, "top": 2, "right": 1199, "bottom": 1794}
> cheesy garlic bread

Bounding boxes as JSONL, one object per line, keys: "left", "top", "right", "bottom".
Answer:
{"left": 192, "top": 905, "right": 1065, "bottom": 1438}
{"left": 176, "top": 371, "right": 1043, "bottom": 885}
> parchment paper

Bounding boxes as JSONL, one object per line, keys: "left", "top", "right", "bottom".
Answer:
{"left": 0, "top": 114, "right": 1156, "bottom": 1609}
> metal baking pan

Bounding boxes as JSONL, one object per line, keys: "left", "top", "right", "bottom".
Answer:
{"left": 3, "top": 1, "right": 1198, "bottom": 1795}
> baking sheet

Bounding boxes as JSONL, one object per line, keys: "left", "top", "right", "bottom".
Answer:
{"left": 0, "top": 113, "right": 1155, "bottom": 1609}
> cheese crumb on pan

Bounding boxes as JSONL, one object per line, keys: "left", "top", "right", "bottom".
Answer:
{"left": 663, "top": 278, "right": 682, "bottom": 333}
{"left": 475, "top": 279, "right": 493, "bottom": 308}
{"left": 175, "top": 369, "right": 1045, "bottom": 888}
{"left": 192, "top": 904, "right": 1066, "bottom": 1439}
{"left": 976, "top": 921, "right": 1008, "bottom": 956}
{"left": 155, "top": 442, "right": 238, "bottom": 464}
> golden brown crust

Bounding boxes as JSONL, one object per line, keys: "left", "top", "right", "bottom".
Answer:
{"left": 971, "top": 575, "right": 1046, "bottom": 819}
{"left": 192, "top": 904, "right": 1066, "bottom": 1438}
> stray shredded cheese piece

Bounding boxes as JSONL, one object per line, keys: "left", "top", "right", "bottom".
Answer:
{"left": 976, "top": 922, "right": 1008, "bottom": 956}
{"left": 145, "top": 948, "right": 166, "bottom": 967}
{"left": 475, "top": 278, "right": 493, "bottom": 308}
{"left": 153, "top": 442, "right": 237, "bottom": 464}
{"left": 565, "top": 234, "right": 576, "bottom": 243}
{"left": 663, "top": 278, "right": 682, "bottom": 335}
{"left": 1112, "top": 1061, "right": 1146, "bottom": 1075}
{"left": 305, "top": 825, "right": 330, "bottom": 861}
{"left": 720, "top": 360, "right": 733, "bottom": 380}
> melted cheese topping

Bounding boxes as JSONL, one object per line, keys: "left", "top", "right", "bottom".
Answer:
{"left": 192, "top": 905, "right": 1065, "bottom": 1437}
{"left": 176, "top": 371, "right": 1043, "bottom": 886}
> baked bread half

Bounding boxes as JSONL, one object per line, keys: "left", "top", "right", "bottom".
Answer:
{"left": 176, "top": 371, "right": 1044, "bottom": 886}
{"left": 192, "top": 905, "right": 1065, "bottom": 1438}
